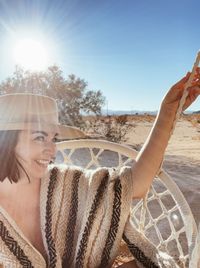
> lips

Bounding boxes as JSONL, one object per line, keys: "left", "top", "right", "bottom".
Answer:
{"left": 35, "top": 159, "right": 50, "bottom": 167}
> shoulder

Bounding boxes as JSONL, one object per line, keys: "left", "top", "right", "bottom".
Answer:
{"left": 46, "top": 164, "right": 92, "bottom": 188}
{"left": 46, "top": 164, "right": 132, "bottom": 190}
{"left": 47, "top": 163, "right": 83, "bottom": 177}
{"left": 48, "top": 163, "right": 132, "bottom": 180}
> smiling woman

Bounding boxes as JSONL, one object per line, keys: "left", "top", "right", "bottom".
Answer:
{"left": 12, "top": 38, "right": 50, "bottom": 71}
{"left": 0, "top": 66, "right": 199, "bottom": 267}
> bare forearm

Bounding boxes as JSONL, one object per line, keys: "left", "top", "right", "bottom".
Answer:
{"left": 132, "top": 105, "right": 176, "bottom": 198}
{"left": 131, "top": 67, "right": 200, "bottom": 199}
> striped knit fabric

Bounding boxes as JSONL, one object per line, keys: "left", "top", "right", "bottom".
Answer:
{"left": 0, "top": 165, "right": 177, "bottom": 267}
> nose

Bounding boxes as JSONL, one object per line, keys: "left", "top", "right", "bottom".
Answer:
{"left": 44, "top": 141, "right": 57, "bottom": 158}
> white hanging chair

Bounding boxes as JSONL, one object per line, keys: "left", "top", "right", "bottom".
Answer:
{"left": 56, "top": 139, "right": 198, "bottom": 268}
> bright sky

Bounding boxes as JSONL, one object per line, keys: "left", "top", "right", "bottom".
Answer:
{"left": 0, "top": 0, "right": 200, "bottom": 111}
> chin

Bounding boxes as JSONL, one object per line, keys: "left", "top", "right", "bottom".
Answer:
{"left": 28, "top": 166, "right": 48, "bottom": 180}
{"left": 33, "top": 161, "right": 48, "bottom": 172}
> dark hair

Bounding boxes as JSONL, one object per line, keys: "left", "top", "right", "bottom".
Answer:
{"left": 0, "top": 130, "right": 30, "bottom": 183}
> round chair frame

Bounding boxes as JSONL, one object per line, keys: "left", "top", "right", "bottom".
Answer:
{"left": 56, "top": 139, "right": 198, "bottom": 267}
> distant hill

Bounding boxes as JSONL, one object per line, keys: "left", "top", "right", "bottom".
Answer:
{"left": 101, "top": 109, "right": 157, "bottom": 116}
{"left": 100, "top": 109, "right": 199, "bottom": 116}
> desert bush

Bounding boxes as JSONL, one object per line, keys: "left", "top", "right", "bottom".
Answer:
{"left": 115, "top": 115, "right": 128, "bottom": 125}
{"left": 84, "top": 115, "right": 132, "bottom": 143}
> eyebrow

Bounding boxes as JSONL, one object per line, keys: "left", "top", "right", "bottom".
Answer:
{"left": 31, "top": 131, "right": 59, "bottom": 137}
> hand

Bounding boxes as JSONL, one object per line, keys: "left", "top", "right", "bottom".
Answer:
{"left": 161, "top": 67, "right": 200, "bottom": 114}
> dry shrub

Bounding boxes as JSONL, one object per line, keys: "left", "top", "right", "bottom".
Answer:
{"left": 83, "top": 115, "right": 133, "bottom": 143}
{"left": 116, "top": 115, "right": 128, "bottom": 125}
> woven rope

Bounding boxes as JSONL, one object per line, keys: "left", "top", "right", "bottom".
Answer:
{"left": 158, "top": 51, "right": 200, "bottom": 175}
{"left": 171, "top": 51, "right": 200, "bottom": 135}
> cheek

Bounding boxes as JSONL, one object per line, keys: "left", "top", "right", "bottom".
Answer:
{"left": 15, "top": 142, "right": 42, "bottom": 161}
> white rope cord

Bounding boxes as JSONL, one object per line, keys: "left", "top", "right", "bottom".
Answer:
{"left": 157, "top": 51, "right": 200, "bottom": 174}
{"left": 171, "top": 51, "right": 200, "bottom": 136}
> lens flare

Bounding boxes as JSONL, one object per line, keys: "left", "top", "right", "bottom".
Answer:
{"left": 13, "top": 38, "right": 49, "bottom": 70}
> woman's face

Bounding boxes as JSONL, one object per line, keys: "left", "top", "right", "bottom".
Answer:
{"left": 15, "top": 129, "right": 58, "bottom": 181}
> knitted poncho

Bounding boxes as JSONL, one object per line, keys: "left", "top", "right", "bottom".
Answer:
{"left": 0, "top": 165, "right": 178, "bottom": 268}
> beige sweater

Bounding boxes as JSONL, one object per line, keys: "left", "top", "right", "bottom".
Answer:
{"left": 0, "top": 165, "right": 178, "bottom": 268}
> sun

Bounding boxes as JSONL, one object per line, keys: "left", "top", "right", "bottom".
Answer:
{"left": 13, "top": 38, "right": 49, "bottom": 71}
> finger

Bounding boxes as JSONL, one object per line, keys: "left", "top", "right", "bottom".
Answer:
{"left": 191, "top": 74, "right": 200, "bottom": 85}
{"left": 170, "top": 72, "right": 191, "bottom": 92}
{"left": 187, "top": 85, "right": 200, "bottom": 95}
{"left": 179, "top": 72, "right": 191, "bottom": 84}
{"left": 192, "top": 67, "right": 200, "bottom": 81}
{"left": 196, "top": 67, "right": 200, "bottom": 74}
{"left": 169, "top": 73, "right": 191, "bottom": 98}
{"left": 172, "top": 72, "right": 191, "bottom": 89}
{"left": 166, "top": 73, "right": 199, "bottom": 105}
{"left": 193, "top": 68, "right": 200, "bottom": 78}
{"left": 183, "top": 86, "right": 200, "bottom": 110}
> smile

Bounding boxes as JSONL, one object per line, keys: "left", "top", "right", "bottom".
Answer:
{"left": 35, "top": 159, "right": 50, "bottom": 167}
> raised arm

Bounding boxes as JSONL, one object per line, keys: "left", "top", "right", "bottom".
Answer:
{"left": 132, "top": 69, "right": 200, "bottom": 199}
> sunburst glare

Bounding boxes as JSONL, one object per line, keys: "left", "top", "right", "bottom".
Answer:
{"left": 13, "top": 38, "right": 50, "bottom": 71}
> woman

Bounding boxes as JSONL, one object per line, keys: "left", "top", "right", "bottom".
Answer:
{"left": 0, "top": 70, "right": 199, "bottom": 268}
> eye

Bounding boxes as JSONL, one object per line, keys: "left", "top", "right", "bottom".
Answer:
{"left": 52, "top": 137, "right": 59, "bottom": 143}
{"left": 34, "top": 136, "right": 45, "bottom": 142}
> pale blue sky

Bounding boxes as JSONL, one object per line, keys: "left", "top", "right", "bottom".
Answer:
{"left": 0, "top": 0, "right": 200, "bottom": 111}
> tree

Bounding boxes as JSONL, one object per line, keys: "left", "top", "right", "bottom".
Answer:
{"left": 0, "top": 65, "right": 105, "bottom": 126}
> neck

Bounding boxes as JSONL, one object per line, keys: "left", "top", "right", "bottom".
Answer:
{"left": 0, "top": 176, "right": 41, "bottom": 197}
